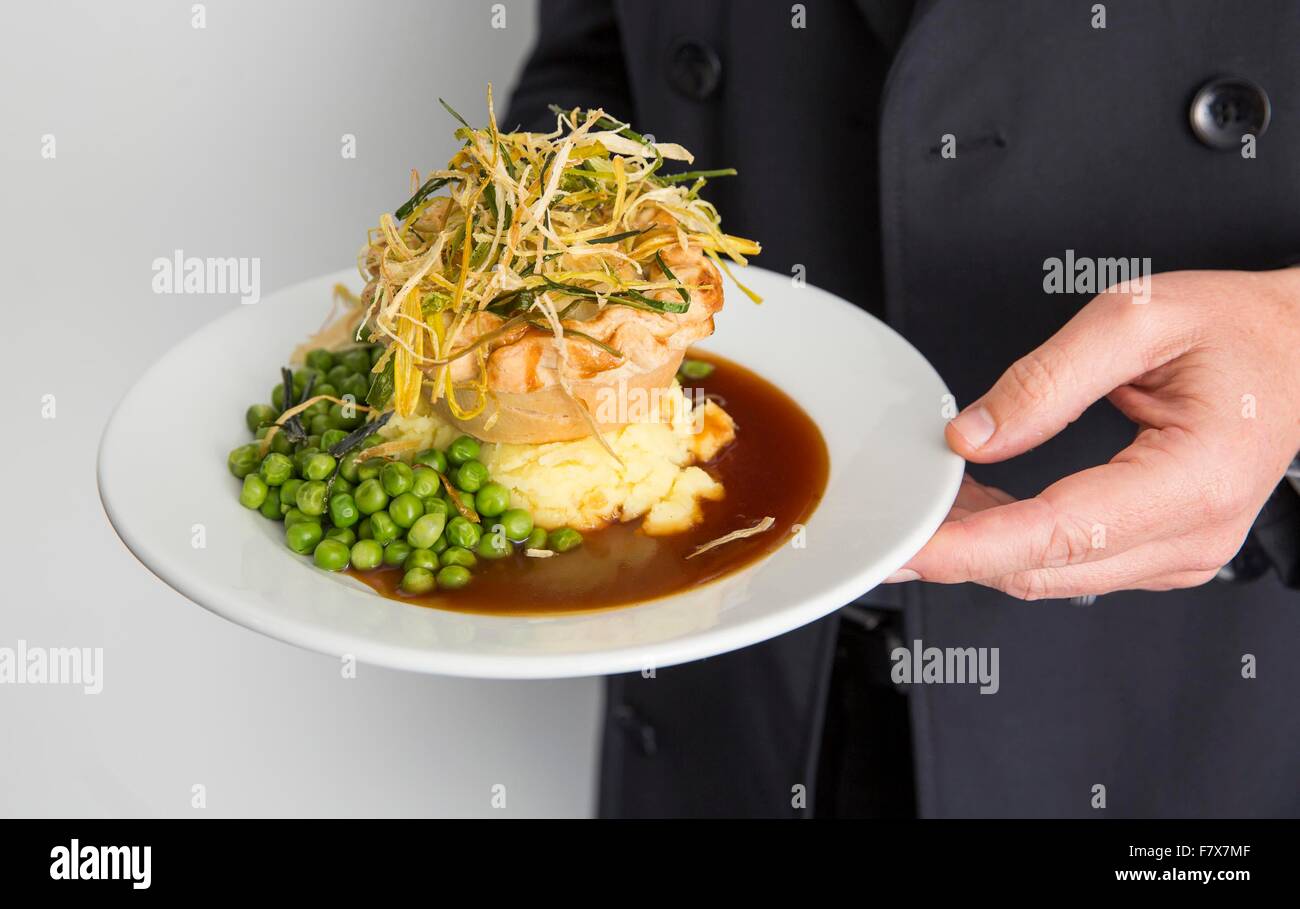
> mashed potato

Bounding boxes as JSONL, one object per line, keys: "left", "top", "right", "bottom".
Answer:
{"left": 379, "top": 383, "right": 735, "bottom": 535}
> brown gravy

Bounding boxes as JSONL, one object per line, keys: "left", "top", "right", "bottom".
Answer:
{"left": 348, "top": 351, "right": 829, "bottom": 615}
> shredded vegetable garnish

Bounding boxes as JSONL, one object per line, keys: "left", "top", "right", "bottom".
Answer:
{"left": 686, "top": 516, "right": 776, "bottom": 560}
{"left": 257, "top": 394, "right": 374, "bottom": 457}
{"left": 289, "top": 284, "right": 370, "bottom": 366}
{"left": 357, "top": 85, "right": 761, "bottom": 418}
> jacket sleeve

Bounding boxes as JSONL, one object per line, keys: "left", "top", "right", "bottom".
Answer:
{"left": 1244, "top": 261, "right": 1300, "bottom": 591}
{"left": 505, "top": 0, "right": 635, "bottom": 132}
{"left": 1248, "top": 475, "right": 1300, "bottom": 589}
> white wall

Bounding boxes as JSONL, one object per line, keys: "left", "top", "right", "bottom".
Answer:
{"left": 0, "top": 0, "right": 602, "bottom": 818}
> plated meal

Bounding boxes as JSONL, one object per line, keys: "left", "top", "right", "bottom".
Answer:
{"left": 225, "top": 91, "right": 828, "bottom": 615}
{"left": 100, "top": 85, "right": 960, "bottom": 676}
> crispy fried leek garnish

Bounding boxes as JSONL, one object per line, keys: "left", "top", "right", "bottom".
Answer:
{"left": 258, "top": 394, "right": 374, "bottom": 457}
{"left": 290, "top": 283, "right": 370, "bottom": 366}
{"left": 686, "top": 516, "right": 776, "bottom": 560}
{"left": 357, "top": 85, "right": 760, "bottom": 418}
{"left": 438, "top": 472, "right": 481, "bottom": 523}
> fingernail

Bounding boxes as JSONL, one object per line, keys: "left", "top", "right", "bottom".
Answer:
{"left": 950, "top": 405, "right": 995, "bottom": 449}
{"left": 884, "top": 568, "right": 920, "bottom": 583}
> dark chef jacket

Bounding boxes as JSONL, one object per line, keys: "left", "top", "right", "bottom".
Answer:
{"left": 506, "top": 0, "right": 1300, "bottom": 817}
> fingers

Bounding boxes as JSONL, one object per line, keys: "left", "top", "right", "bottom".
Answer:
{"left": 946, "top": 294, "right": 1182, "bottom": 463}
{"left": 978, "top": 542, "right": 1222, "bottom": 600}
{"left": 901, "top": 428, "right": 1212, "bottom": 582}
{"left": 950, "top": 475, "right": 1016, "bottom": 516}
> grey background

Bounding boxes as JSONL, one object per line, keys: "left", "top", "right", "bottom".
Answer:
{"left": 1, "top": 0, "right": 602, "bottom": 818}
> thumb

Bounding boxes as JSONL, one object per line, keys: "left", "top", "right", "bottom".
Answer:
{"left": 945, "top": 298, "right": 1168, "bottom": 463}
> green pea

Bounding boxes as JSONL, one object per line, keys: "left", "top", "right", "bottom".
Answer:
{"left": 414, "top": 448, "right": 448, "bottom": 473}
{"left": 500, "top": 508, "right": 534, "bottom": 542}
{"left": 320, "top": 429, "right": 348, "bottom": 452}
{"left": 548, "top": 527, "right": 584, "bottom": 553}
{"left": 447, "top": 435, "right": 480, "bottom": 467}
{"left": 387, "top": 493, "right": 423, "bottom": 529}
{"left": 350, "top": 539, "right": 383, "bottom": 571}
{"left": 303, "top": 452, "right": 337, "bottom": 481}
{"left": 436, "top": 565, "right": 472, "bottom": 589}
{"left": 239, "top": 474, "right": 269, "bottom": 509}
{"left": 354, "top": 478, "right": 389, "bottom": 514}
{"left": 430, "top": 533, "right": 448, "bottom": 554}
{"left": 329, "top": 493, "right": 360, "bottom": 528}
{"left": 369, "top": 512, "right": 400, "bottom": 546}
{"left": 292, "top": 367, "right": 324, "bottom": 393}
{"left": 325, "top": 526, "right": 356, "bottom": 548}
{"left": 407, "top": 512, "right": 446, "bottom": 549}
{"left": 313, "top": 538, "right": 350, "bottom": 571}
{"left": 678, "top": 359, "right": 715, "bottom": 381}
{"left": 338, "top": 451, "right": 363, "bottom": 482}
{"left": 316, "top": 382, "right": 338, "bottom": 401}
{"left": 383, "top": 540, "right": 413, "bottom": 568}
{"left": 331, "top": 476, "right": 353, "bottom": 496}
{"left": 295, "top": 480, "right": 328, "bottom": 517}
{"left": 477, "top": 525, "right": 512, "bottom": 560}
{"left": 400, "top": 566, "right": 436, "bottom": 595}
{"left": 259, "top": 488, "right": 282, "bottom": 520}
{"left": 292, "top": 446, "right": 318, "bottom": 476}
{"left": 271, "top": 383, "right": 288, "bottom": 410}
{"left": 357, "top": 516, "right": 373, "bottom": 540}
{"left": 279, "top": 479, "right": 303, "bottom": 514}
{"left": 357, "top": 459, "right": 383, "bottom": 481}
{"left": 259, "top": 452, "right": 294, "bottom": 487}
{"left": 227, "top": 444, "right": 260, "bottom": 479}
{"left": 440, "top": 546, "right": 477, "bottom": 569}
{"left": 266, "top": 430, "right": 293, "bottom": 456}
{"left": 305, "top": 399, "right": 331, "bottom": 421}
{"left": 283, "top": 507, "right": 310, "bottom": 528}
{"left": 381, "top": 461, "right": 415, "bottom": 496}
{"left": 326, "top": 363, "right": 351, "bottom": 388}
{"left": 340, "top": 348, "right": 370, "bottom": 374}
{"left": 422, "top": 498, "right": 450, "bottom": 521}
{"left": 308, "top": 413, "right": 332, "bottom": 436}
{"left": 330, "top": 402, "right": 365, "bottom": 431}
{"left": 306, "top": 349, "right": 335, "bottom": 372}
{"left": 404, "top": 548, "right": 439, "bottom": 572}
{"left": 411, "top": 466, "right": 440, "bottom": 499}
{"left": 286, "top": 521, "right": 323, "bottom": 554}
{"left": 246, "top": 403, "right": 278, "bottom": 433}
{"left": 360, "top": 434, "right": 385, "bottom": 449}
{"left": 445, "top": 516, "right": 482, "bottom": 549}
{"left": 339, "top": 374, "right": 369, "bottom": 403}
{"left": 474, "top": 482, "right": 510, "bottom": 517}
{"left": 525, "top": 527, "right": 548, "bottom": 550}
{"left": 454, "top": 460, "right": 489, "bottom": 494}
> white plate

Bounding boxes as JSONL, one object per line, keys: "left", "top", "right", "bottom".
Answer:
{"left": 98, "top": 266, "right": 963, "bottom": 678}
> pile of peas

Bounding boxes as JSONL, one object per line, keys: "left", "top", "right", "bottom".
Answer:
{"left": 228, "top": 347, "right": 583, "bottom": 596}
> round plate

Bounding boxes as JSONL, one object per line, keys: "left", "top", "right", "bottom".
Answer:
{"left": 98, "top": 266, "right": 963, "bottom": 678}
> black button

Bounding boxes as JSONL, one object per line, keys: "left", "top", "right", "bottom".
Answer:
{"left": 1189, "top": 76, "right": 1271, "bottom": 150}
{"left": 667, "top": 38, "right": 722, "bottom": 101}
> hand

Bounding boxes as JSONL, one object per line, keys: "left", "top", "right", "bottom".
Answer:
{"left": 887, "top": 268, "right": 1300, "bottom": 600}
